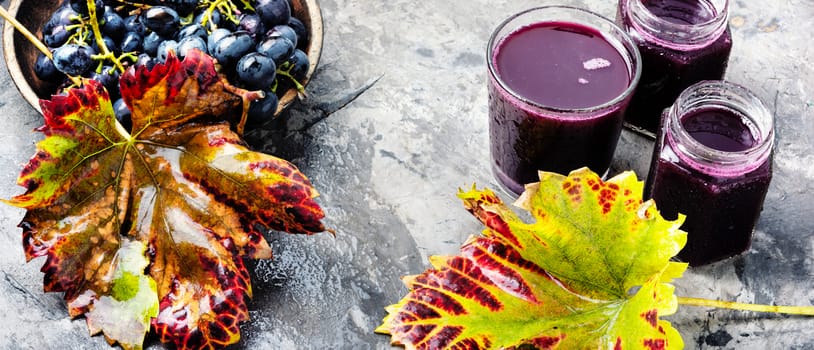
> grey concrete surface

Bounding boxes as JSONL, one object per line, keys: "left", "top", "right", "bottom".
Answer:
{"left": 0, "top": 0, "right": 813, "bottom": 349}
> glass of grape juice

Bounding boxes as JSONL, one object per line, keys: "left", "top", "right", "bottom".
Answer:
{"left": 488, "top": 6, "right": 641, "bottom": 196}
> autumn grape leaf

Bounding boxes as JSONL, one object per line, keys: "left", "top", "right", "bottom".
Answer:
{"left": 4, "top": 49, "right": 327, "bottom": 350}
{"left": 377, "top": 168, "right": 688, "bottom": 349}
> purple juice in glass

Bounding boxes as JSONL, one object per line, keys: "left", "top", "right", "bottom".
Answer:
{"left": 647, "top": 81, "right": 774, "bottom": 266}
{"left": 488, "top": 6, "right": 641, "bottom": 196}
{"left": 618, "top": 0, "right": 732, "bottom": 135}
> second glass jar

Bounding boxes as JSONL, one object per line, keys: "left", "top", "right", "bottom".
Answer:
{"left": 646, "top": 80, "right": 774, "bottom": 266}
{"left": 617, "top": 0, "right": 732, "bottom": 135}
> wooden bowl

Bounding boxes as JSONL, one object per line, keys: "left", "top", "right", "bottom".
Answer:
{"left": 2, "top": 0, "right": 323, "bottom": 116}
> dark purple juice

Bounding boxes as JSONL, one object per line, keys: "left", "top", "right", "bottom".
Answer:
{"left": 493, "top": 23, "right": 631, "bottom": 109}
{"left": 618, "top": 0, "right": 732, "bottom": 134}
{"left": 683, "top": 108, "right": 757, "bottom": 151}
{"left": 648, "top": 107, "right": 772, "bottom": 266}
{"left": 644, "top": 0, "right": 716, "bottom": 24}
{"left": 489, "top": 21, "right": 633, "bottom": 195}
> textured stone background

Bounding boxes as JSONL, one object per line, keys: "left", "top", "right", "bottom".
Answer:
{"left": 0, "top": 0, "right": 812, "bottom": 349}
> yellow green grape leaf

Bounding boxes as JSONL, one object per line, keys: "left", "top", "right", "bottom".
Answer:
{"left": 377, "top": 168, "right": 688, "bottom": 349}
{"left": 4, "top": 50, "right": 327, "bottom": 350}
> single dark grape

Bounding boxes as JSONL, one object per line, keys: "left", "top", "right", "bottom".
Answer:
{"left": 142, "top": 6, "right": 179, "bottom": 37}
{"left": 44, "top": 5, "right": 79, "bottom": 33}
{"left": 92, "top": 35, "right": 120, "bottom": 55}
{"left": 238, "top": 13, "right": 265, "bottom": 39}
{"left": 176, "top": 37, "right": 206, "bottom": 59}
{"left": 101, "top": 9, "right": 125, "bottom": 40}
{"left": 193, "top": 8, "right": 222, "bottom": 29}
{"left": 84, "top": 44, "right": 98, "bottom": 57}
{"left": 124, "top": 15, "right": 147, "bottom": 36}
{"left": 236, "top": 52, "right": 276, "bottom": 90}
{"left": 143, "top": 32, "right": 165, "bottom": 56}
{"left": 120, "top": 31, "right": 143, "bottom": 53}
{"left": 287, "top": 16, "right": 309, "bottom": 49}
{"left": 52, "top": 44, "right": 94, "bottom": 76}
{"left": 135, "top": 53, "right": 156, "bottom": 69}
{"left": 256, "top": 36, "right": 294, "bottom": 65}
{"left": 157, "top": 39, "right": 178, "bottom": 62}
{"left": 247, "top": 91, "right": 279, "bottom": 126}
{"left": 287, "top": 49, "right": 310, "bottom": 80}
{"left": 113, "top": 98, "right": 132, "bottom": 131}
{"left": 255, "top": 0, "right": 291, "bottom": 28}
{"left": 178, "top": 24, "right": 207, "bottom": 42}
{"left": 34, "top": 53, "right": 65, "bottom": 83}
{"left": 89, "top": 65, "right": 120, "bottom": 98}
{"left": 51, "top": 5, "right": 79, "bottom": 26}
{"left": 211, "top": 31, "right": 254, "bottom": 67}
{"left": 266, "top": 25, "right": 297, "bottom": 48}
{"left": 207, "top": 28, "right": 231, "bottom": 55}
{"left": 275, "top": 49, "right": 309, "bottom": 95}
{"left": 44, "top": 24, "right": 71, "bottom": 48}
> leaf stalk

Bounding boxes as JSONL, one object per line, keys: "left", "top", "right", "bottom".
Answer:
{"left": 678, "top": 297, "right": 814, "bottom": 316}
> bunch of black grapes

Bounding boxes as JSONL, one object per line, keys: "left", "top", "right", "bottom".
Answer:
{"left": 35, "top": 0, "right": 311, "bottom": 130}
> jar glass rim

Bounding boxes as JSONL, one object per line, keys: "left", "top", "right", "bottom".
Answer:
{"left": 667, "top": 80, "right": 774, "bottom": 174}
{"left": 486, "top": 5, "right": 642, "bottom": 117}
{"left": 626, "top": 0, "right": 729, "bottom": 48}
{"left": 634, "top": 0, "right": 728, "bottom": 27}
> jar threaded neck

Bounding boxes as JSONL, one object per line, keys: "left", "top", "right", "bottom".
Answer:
{"left": 623, "top": 0, "right": 729, "bottom": 49}
{"left": 666, "top": 80, "right": 774, "bottom": 176}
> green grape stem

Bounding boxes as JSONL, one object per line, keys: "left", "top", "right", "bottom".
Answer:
{"left": 239, "top": 0, "right": 255, "bottom": 12}
{"left": 180, "top": 13, "right": 194, "bottom": 26}
{"left": 86, "top": 0, "right": 127, "bottom": 73}
{"left": 217, "top": 1, "right": 242, "bottom": 24}
{"left": 678, "top": 297, "right": 814, "bottom": 316}
{"left": 65, "top": 23, "right": 87, "bottom": 40}
{"left": 65, "top": 21, "right": 92, "bottom": 46}
{"left": 201, "top": 0, "right": 243, "bottom": 30}
{"left": 119, "top": 52, "right": 139, "bottom": 63}
{"left": 276, "top": 66, "right": 307, "bottom": 97}
{"left": 0, "top": 4, "right": 83, "bottom": 86}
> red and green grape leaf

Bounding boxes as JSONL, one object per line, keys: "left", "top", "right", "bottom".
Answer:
{"left": 377, "top": 168, "right": 688, "bottom": 349}
{"left": 4, "top": 50, "right": 327, "bottom": 350}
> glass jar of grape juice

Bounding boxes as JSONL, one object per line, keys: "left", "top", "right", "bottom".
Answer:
{"left": 488, "top": 6, "right": 641, "bottom": 196}
{"left": 646, "top": 80, "right": 774, "bottom": 266}
{"left": 617, "top": 0, "right": 732, "bottom": 135}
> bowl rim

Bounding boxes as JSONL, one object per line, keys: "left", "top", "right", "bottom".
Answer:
{"left": 2, "top": 0, "right": 40, "bottom": 114}
{"left": 2, "top": 0, "right": 323, "bottom": 117}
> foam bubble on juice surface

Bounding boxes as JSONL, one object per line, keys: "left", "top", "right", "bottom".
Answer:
{"left": 583, "top": 58, "right": 611, "bottom": 70}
